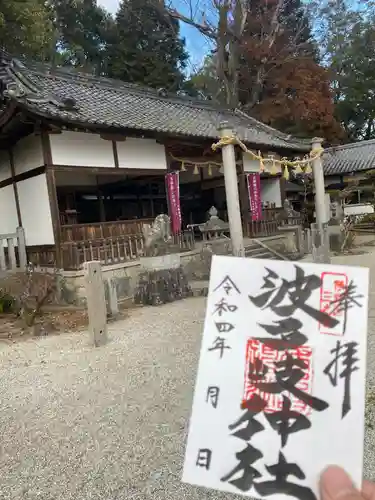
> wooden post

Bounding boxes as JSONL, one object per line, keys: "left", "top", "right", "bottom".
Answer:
{"left": 84, "top": 261, "right": 108, "bottom": 347}
{"left": 9, "top": 148, "right": 22, "bottom": 227}
{"left": 7, "top": 237, "right": 16, "bottom": 270}
{"left": 107, "top": 277, "right": 119, "bottom": 318}
{"left": 149, "top": 182, "right": 155, "bottom": 217}
{"left": 218, "top": 122, "right": 245, "bottom": 257}
{"left": 16, "top": 227, "right": 27, "bottom": 270}
{"left": 96, "top": 176, "right": 106, "bottom": 222}
{"left": 42, "top": 132, "right": 62, "bottom": 268}
{"left": 239, "top": 173, "right": 249, "bottom": 235}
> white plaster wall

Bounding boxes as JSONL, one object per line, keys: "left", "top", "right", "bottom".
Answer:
{"left": 0, "top": 185, "right": 18, "bottom": 235}
{"left": 13, "top": 135, "right": 43, "bottom": 175}
{"left": 261, "top": 177, "right": 282, "bottom": 207}
{"left": 117, "top": 138, "right": 167, "bottom": 170}
{"left": 0, "top": 150, "right": 11, "bottom": 182}
{"left": 243, "top": 152, "right": 282, "bottom": 174}
{"left": 17, "top": 174, "right": 54, "bottom": 245}
{"left": 50, "top": 131, "right": 114, "bottom": 168}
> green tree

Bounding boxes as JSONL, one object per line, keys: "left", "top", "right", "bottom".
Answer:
{"left": 313, "top": 0, "right": 375, "bottom": 140}
{"left": 107, "top": 0, "right": 188, "bottom": 90}
{"left": 52, "top": 0, "right": 115, "bottom": 74}
{"left": 0, "top": 0, "right": 54, "bottom": 60}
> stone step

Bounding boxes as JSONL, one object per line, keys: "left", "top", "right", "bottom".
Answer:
{"left": 244, "top": 245, "right": 277, "bottom": 260}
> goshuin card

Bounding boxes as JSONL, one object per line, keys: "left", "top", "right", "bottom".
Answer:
{"left": 183, "top": 256, "right": 369, "bottom": 500}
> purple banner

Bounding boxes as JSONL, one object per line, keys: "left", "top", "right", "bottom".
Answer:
{"left": 166, "top": 172, "right": 182, "bottom": 234}
{"left": 247, "top": 173, "right": 262, "bottom": 221}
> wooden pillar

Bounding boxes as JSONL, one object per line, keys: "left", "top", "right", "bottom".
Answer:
{"left": 42, "top": 132, "right": 62, "bottom": 268}
{"left": 239, "top": 172, "right": 249, "bottom": 231}
{"left": 96, "top": 177, "right": 106, "bottom": 222}
{"left": 279, "top": 176, "right": 287, "bottom": 205}
{"left": 8, "top": 148, "right": 22, "bottom": 227}
{"left": 149, "top": 182, "right": 155, "bottom": 217}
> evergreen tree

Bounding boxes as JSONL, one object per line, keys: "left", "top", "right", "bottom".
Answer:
{"left": 52, "top": 0, "right": 115, "bottom": 74}
{"left": 0, "top": 0, "right": 54, "bottom": 60}
{"left": 107, "top": 0, "right": 188, "bottom": 90}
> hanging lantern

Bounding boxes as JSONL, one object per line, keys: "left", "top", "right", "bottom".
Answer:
{"left": 208, "top": 164, "right": 212, "bottom": 176}
{"left": 193, "top": 164, "right": 199, "bottom": 175}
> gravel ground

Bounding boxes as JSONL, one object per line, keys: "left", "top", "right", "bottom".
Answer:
{"left": 0, "top": 252, "right": 375, "bottom": 499}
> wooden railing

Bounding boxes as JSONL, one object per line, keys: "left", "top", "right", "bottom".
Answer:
{"left": 61, "top": 234, "right": 144, "bottom": 270}
{"left": 59, "top": 230, "right": 195, "bottom": 270}
{"left": 245, "top": 217, "right": 304, "bottom": 238}
{"left": 61, "top": 218, "right": 154, "bottom": 242}
{"left": 246, "top": 220, "right": 281, "bottom": 238}
{"left": 0, "top": 227, "right": 27, "bottom": 272}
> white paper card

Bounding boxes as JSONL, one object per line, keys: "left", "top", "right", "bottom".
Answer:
{"left": 183, "top": 256, "right": 369, "bottom": 500}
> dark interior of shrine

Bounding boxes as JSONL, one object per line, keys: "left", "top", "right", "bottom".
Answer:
{"left": 56, "top": 170, "right": 226, "bottom": 227}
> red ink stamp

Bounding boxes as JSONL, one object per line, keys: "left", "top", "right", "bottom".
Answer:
{"left": 242, "top": 338, "right": 313, "bottom": 416}
{"left": 319, "top": 272, "right": 348, "bottom": 336}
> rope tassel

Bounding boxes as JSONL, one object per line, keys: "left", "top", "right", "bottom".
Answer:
{"left": 283, "top": 165, "right": 290, "bottom": 180}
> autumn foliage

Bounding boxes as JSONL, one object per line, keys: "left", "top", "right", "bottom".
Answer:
{"left": 249, "top": 58, "right": 345, "bottom": 142}
{"left": 236, "top": 0, "right": 346, "bottom": 142}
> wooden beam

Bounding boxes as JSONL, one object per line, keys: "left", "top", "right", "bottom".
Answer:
{"left": 279, "top": 177, "right": 286, "bottom": 205}
{"left": 8, "top": 148, "right": 22, "bottom": 227}
{"left": 149, "top": 182, "right": 155, "bottom": 218}
{"left": 42, "top": 132, "right": 62, "bottom": 268}
{"left": 239, "top": 173, "right": 250, "bottom": 224}
{"left": 112, "top": 140, "right": 119, "bottom": 168}
{"left": 100, "top": 133, "right": 126, "bottom": 142}
{"left": 96, "top": 176, "right": 106, "bottom": 222}
{"left": 52, "top": 165, "right": 166, "bottom": 176}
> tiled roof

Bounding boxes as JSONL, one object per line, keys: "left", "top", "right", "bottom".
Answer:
{"left": 323, "top": 139, "right": 375, "bottom": 175}
{"left": 0, "top": 53, "right": 311, "bottom": 152}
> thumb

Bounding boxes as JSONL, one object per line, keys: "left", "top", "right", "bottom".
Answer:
{"left": 320, "top": 466, "right": 362, "bottom": 500}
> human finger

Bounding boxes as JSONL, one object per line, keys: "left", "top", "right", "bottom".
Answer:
{"left": 320, "top": 466, "right": 363, "bottom": 500}
{"left": 361, "top": 480, "right": 375, "bottom": 500}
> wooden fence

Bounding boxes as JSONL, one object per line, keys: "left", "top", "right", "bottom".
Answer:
{"left": 60, "top": 230, "right": 195, "bottom": 270}
{"left": 245, "top": 217, "right": 304, "bottom": 238}
{"left": 0, "top": 227, "right": 27, "bottom": 272}
{"left": 61, "top": 218, "right": 154, "bottom": 242}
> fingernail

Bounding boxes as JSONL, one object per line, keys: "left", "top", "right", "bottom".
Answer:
{"left": 321, "top": 466, "right": 355, "bottom": 499}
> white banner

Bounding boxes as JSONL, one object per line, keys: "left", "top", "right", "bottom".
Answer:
{"left": 183, "top": 256, "right": 369, "bottom": 500}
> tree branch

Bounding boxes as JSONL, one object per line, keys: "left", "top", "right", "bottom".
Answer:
{"left": 162, "top": 5, "right": 218, "bottom": 39}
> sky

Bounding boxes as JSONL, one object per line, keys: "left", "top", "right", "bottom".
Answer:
{"left": 97, "top": 0, "right": 209, "bottom": 71}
